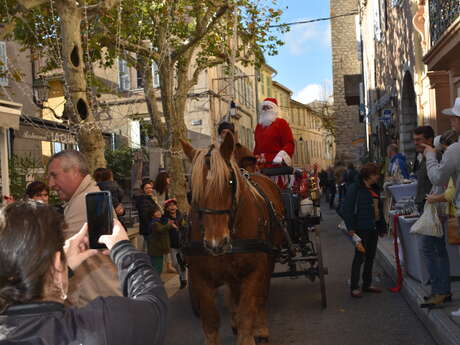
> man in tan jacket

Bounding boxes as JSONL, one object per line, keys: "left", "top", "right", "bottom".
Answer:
{"left": 48, "top": 150, "right": 122, "bottom": 307}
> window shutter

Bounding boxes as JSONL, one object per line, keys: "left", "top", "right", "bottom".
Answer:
{"left": 0, "top": 42, "right": 8, "bottom": 86}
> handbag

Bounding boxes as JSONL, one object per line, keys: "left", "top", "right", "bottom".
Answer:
{"left": 447, "top": 217, "right": 460, "bottom": 245}
{"left": 410, "top": 202, "right": 443, "bottom": 237}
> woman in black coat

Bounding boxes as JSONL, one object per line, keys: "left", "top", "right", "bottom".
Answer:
{"left": 0, "top": 201, "right": 168, "bottom": 345}
{"left": 135, "top": 181, "right": 159, "bottom": 238}
{"left": 341, "top": 163, "right": 385, "bottom": 298}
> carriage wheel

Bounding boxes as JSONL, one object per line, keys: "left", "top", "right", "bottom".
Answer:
{"left": 314, "top": 228, "right": 327, "bottom": 309}
{"left": 188, "top": 274, "right": 200, "bottom": 318}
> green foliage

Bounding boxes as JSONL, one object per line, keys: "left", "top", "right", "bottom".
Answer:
{"left": 8, "top": 154, "right": 44, "bottom": 199}
{"left": 105, "top": 146, "right": 137, "bottom": 184}
{"left": 7, "top": 154, "right": 60, "bottom": 204}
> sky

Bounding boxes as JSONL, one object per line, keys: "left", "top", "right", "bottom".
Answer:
{"left": 266, "top": 1, "right": 332, "bottom": 104}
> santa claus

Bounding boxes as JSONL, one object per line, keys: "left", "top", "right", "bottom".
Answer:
{"left": 254, "top": 97, "right": 295, "bottom": 188}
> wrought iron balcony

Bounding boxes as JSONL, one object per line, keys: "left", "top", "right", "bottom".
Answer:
{"left": 429, "top": 0, "right": 460, "bottom": 46}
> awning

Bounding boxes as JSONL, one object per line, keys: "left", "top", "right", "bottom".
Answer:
{"left": 0, "top": 100, "right": 22, "bottom": 129}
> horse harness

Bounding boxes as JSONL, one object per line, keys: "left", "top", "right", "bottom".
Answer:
{"left": 181, "top": 145, "right": 282, "bottom": 256}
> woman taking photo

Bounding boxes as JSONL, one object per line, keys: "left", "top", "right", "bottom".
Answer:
{"left": 0, "top": 201, "right": 168, "bottom": 344}
{"left": 342, "top": 163, "right": 385, "bottom": 298}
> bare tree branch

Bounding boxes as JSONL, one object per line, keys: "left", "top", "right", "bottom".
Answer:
{"left": 171, "top": 5, "right": 229, "bottom": 60}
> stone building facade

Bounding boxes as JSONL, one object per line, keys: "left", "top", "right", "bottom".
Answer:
{"left": 359, "top": 0, "right": 459, "bottom": 166}
{"left": 330, "top": 0, "right": 366, "bottom": 162}
{"left": 359, "top": 0, "right": 423, "bottom": 164}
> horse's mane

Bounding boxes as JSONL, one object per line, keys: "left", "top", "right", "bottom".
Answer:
{"left": 190, "top": 146, "right": 268, "bottom": 205}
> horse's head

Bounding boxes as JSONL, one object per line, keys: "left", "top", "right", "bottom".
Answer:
{"left": 181, "top": 132, "right": 239, "bottom": 256}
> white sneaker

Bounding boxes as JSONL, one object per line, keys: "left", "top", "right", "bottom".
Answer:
{"left": 451, "top": 308, "right": 460, "bottom": 317}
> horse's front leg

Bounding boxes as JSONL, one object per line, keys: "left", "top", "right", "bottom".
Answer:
{"left": 235, "top": 269, "right": 270, "bottom": 345}
{"left": 198, "top": 281, "right": 220, "bottom": 345}
{"left": 254, "top": 255, "right": 276, "bottom": 343}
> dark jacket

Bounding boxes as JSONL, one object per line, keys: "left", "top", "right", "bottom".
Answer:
{"left": 414, "top": 155, "right": 433, "bottom": 212}
{"left": 341, "top": 177, "right": 383, "bottom": 231}
{"left": 97, "top": 180, "right": 125, "bottom": 208}
{"left": 147, "top": 218, "right": 173, "bottom": 256}
{"left": 344, "top": 168, "right": 358, "bottom": 186}
{"left": 0, "top": 241, "right": 168, "bottom": 345}
{"left": 135, "top": 194, "right": 158, "bottom": 236}
{"left": 164, "top": 210, "right": 187, "bottom": 249}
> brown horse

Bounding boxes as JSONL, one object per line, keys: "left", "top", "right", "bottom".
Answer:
{"left": 180, "top": 132, "right": 284, "bottom": 345}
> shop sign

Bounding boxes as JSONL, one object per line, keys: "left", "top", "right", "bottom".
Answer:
{"left": 17, "top": 126, "right": 76, "bottom": 144}
{"left": 380, "top": 109, "right": 393, "bottom": 125}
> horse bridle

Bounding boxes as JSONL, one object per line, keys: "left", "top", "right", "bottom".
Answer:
{"left": 192, "top": 145, "right": 239, "bottom": 235}
{"left": 182, "top": 146, "right": 279, "bottom": 256}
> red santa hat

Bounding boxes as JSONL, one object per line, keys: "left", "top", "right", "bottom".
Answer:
{"left": 263, "top": 97, "right": 278, "bottom": 107}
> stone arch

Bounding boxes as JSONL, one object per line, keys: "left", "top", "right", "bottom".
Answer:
{"left": 399, "top": 71, "right": 418, "bottom": 163}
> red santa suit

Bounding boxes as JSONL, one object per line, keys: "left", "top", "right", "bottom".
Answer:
{"left": 254, "top": 98, "right": 295, "bottom": 188}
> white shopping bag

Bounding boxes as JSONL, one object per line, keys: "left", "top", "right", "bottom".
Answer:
{"left": 410, "top": 202, "right": 443, "bottom": 238}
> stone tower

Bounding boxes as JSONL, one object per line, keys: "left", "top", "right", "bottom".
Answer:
{"left": 330, "top": 0, "right": 366, "bottom": 162}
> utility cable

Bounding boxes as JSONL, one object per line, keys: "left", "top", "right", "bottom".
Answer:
{"left": 269, "top": 11, "right": 359, "bottom": 28}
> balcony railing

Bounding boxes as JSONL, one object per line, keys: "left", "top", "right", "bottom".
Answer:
{"left": 430, "top": 0, "right": 460, "bottom": 46}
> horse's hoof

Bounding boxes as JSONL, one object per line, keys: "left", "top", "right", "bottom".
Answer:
{"left": 254, "top": 336, "right": 269, "bottom": 344}
{"left": 232, "top": 327, "right": 238, "bottom": 335}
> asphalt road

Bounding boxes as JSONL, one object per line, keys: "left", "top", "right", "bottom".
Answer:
{"left": 164, "top": 206, "right": 436, "bottom": 345}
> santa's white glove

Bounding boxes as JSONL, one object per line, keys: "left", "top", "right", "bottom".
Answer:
{"left": 273, "top": 150, "right": 292, "bottom": 166}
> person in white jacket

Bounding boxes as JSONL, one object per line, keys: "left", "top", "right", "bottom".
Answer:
{"left": 423, "top": 98, "right": 460, "bottom": 221}
{"left": 422, "top": 98, "right": 460, "bottom": 312}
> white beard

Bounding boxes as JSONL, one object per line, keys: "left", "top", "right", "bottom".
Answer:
{"left": 259, "top": 110, "right": 277, "bottom": 127}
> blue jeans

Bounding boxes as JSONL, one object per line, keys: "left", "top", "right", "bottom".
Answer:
{"left": 421, "top": 234, "right": 451, "bottom": 295}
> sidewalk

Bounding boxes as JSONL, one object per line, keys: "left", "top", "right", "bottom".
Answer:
{"left": 376, "top": 235, "right": 460, "bottom": 345}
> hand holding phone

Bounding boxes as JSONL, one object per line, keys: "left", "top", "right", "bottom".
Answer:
{"left": 99, "top": 219, "right": 129, "bottom": 251}
{"left": 64, "top": 223, "right": 98, "bottom": 270}
{"left": 86, "top": 191, "right": 114, "bottom": 249}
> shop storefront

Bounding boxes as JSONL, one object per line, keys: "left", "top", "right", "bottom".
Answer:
{"left": 13, "top": 116, "right": 77, "bottom": 160}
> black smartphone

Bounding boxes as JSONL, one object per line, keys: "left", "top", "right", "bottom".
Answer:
{"left": 85, "top": 191, "right": 114, "bottom": 249}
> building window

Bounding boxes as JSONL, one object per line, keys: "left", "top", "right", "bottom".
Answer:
{"left": 0, "top": 41, "right": 8, "bottom": 87}
{"left": 53, "top": 142, "right": 63, "bottom": 154}
{"left": 118, "top": 59, "right": 131, "bottom": 91}
{"left": 136, "top": 68, "right": 144, "bottom": 89}
{"left": 136, "top": 61, "right": 159, "bottom": 89}
{"left": 373, "top": 0, "right": 382, "bottom": 41}
{"left": 152, "top": 62, "right": 160, "bottom": 88}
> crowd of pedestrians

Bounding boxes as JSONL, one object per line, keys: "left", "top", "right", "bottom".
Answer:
{"left": 0, "top": 150, "right": 168, "bottom": 344}
{"left": 316, "top": 97, "right": 460, "bottom": 305}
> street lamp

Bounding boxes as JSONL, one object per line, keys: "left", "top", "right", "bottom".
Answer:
{"left": 229, "top": 100, "right": 237, "bottom": 117}
{"left": 32, "top": 77, "right": 50, "bottom": 105}
{"left": 32, "top": 77, "right": 64, "bottom": 120}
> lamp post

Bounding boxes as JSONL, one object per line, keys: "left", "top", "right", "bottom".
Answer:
{"left": 32, "top": 77, "right": 65, "bottom": 120}
{"left": 229, "top": 100, "right": 237, "bottom": 117}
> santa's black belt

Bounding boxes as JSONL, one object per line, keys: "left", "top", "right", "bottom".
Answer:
{"left": 260, "top": 166, "right": 294, "bottom": 176}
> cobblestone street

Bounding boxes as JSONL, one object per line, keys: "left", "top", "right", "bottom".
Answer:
{"left": 165, "top": 205, "right": 436, "bottom": 345}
